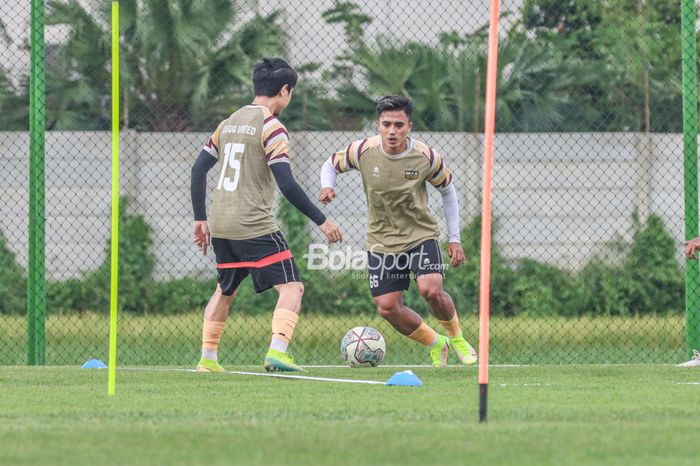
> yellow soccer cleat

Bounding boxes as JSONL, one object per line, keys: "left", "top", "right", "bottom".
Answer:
{"left": 429, "top": 334, "right": 450, "bottom": 367}
{"left": 196, "top": 358, "right": 225, "bottom": 373}
{"left": 264, "top": 349, "right": 304, "bottom": 372}
{"left": 450, "top": 335, "right": 478, "bottom": 365}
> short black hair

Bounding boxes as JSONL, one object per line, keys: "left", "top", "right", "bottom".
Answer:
{"left": 252, "top": 58, "right": 298, "bottom": 97}
{"left": 376, "top": 95, "right": 413, "bottom": 120}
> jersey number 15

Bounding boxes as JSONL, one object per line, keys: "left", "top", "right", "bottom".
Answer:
{"left": 217, "top": 143, "right": 245, "bottom": 192}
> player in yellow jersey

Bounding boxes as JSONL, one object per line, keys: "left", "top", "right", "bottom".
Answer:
{"left": 191, "top": 58, "right": 342, "bottom": 373}
{"left": 319, "top": 96, "right": 476, "bottom": 367}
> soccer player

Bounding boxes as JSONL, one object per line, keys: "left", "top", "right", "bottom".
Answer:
{"left": 190, "top": 58, "right": 342, "bottom": 373}
{"left": 685, "top": 236, "right": 700, "bottom": 259}
{"left": 680, "top": 236, "right": 700, "bottom": 366}
{"left": 319, "top": 95, "right": 477, "bottom": 367}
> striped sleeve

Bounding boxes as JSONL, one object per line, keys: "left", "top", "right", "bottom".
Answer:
{"left": 203, "top": 121, "right": 224, "bottom": 159}
{"left": 262, "top": 116, "right": 290, "bottom": 165}
{"left": 426, "top": 148, "right": 453, "bottom": 189}
{"left": 330, "top": 139, "right": 366, "bottom": 173}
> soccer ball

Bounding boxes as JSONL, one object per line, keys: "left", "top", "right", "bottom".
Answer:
{"left": 340, "top": 326, "right": 386, "bottom": 367}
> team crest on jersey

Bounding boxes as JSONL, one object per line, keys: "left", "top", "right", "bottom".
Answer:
{"left": 404, "top": 170, "right": 419, "bottom": 180}
{"left": 372, "top": 166, "right": 380, "bottom": 177}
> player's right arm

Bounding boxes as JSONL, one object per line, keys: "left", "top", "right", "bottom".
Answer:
{"left": 190, "top": 123, "right": 224, "bottom": 254}
{"left": 319, "top": 139, "right": 364, "bottom": 204}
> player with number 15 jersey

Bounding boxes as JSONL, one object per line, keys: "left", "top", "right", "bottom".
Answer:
{"left": 190, "top": 58, "right": 342, "bottom": 374}
{"left": 205, "top": 104, "right": 296, "bottom": 239}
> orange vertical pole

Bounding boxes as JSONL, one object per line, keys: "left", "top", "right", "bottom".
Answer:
{"left": 479, "top": 0, "right": 500, "bottom": 423}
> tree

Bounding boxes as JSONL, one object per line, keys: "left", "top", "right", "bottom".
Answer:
{"left": 0, "top": 20, "right": 28, "bottom": 130}
{"left": 335, "top": 41, "right": 455, "bottom": 131}
{"left": 321, "top": 1, "right": 372, "bottom": 48}
{"left": 595, "top": 0, "right": 682, "bottom": 132}
{"left": 282, "top": 63, "right": 334, "bottom": 131}
{"left": 441, "top": 31, "right": 487, "bottom": 132}
{"left": 323, "top": 3, "right": 575, "bottom": 132}
{"left": 45, "top": 0, "right": 287, "bottom": 131}
{"left": 0, "top": 70, "right": 28, "bottom": 131}
{"left": 521, "top": 0, "right": 684, "bottom": 132}
{"left": 522, "top": 0, "right": 603, "bottom": 59}
{"left": 495, "top": 34, "right": 577, "bottom": 131}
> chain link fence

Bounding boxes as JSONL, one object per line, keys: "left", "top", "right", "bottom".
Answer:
{"left": 0, "top": 0, "right": 696, "bottom": 366}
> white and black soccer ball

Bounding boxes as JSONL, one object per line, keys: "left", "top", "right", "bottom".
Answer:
{"left": 340, "top": 326, "right": 386, "bottom": 367}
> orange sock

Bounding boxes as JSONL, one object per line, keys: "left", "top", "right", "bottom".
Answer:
{"left": 407, "top": 321, "right": 438, "bottom": 347}
{"left": 271, "top": 309, "right": 299, "bottom": 344}
{"left": 202, "top": 319, "right": 225, "bottom": 355}
{"left": 438, "top": 314, "right": 462, "bottom": 338}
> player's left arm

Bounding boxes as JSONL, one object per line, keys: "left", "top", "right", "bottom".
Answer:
{"left": 428, "top": 151, "right": 465, "bottom": 268}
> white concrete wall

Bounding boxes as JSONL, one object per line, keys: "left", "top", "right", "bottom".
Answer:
{"left": 0, "top": 130, "right": 688, "bottom": 280}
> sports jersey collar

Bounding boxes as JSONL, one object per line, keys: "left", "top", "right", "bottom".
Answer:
{"left": 380, "top": 137, "right": 415, "bottom": 159}
{"left": 247, "top": 103, "right": 279, "bottom": 117}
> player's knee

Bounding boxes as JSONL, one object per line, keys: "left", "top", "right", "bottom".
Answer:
{"left": 215, "top": 283, "right": 228, "bottom": 297}
{"left": 279, "top": 281, "right": 304, "bottom": 299}
{"left": 217, "top": 283, "right": 236, "bottom": 299}
{"left": 419, "top": 284, "right": 443, "bottom": 303}
{"left": 377, "top": 305, "right": 396, "bottom": 320}
{"left": 375, "top": 296, "right": 401, "bottom": 319}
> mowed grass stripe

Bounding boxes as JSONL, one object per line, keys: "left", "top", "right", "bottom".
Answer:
{"left": 1, "top": 365, "right": 700, "bottom": 466}
{"left": 0, "top": 313, "right": 687, "bottom": 365}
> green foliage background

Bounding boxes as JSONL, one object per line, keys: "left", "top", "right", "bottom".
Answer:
{"left": 1, "top": 200, "right": 683, "bottom": 317}
{"left": 0, "top": 0, "right": 692, "bottom": 132}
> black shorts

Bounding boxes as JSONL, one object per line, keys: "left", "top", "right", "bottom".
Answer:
{"left": 212, "top": 231, "right": 300, "bottom": 295}
{"left": 366, "top": 239, "right": 445, "bottom": 297}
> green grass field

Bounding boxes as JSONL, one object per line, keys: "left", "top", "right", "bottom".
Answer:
{"left": 0, "top": 312, "right": 688, "bottom": 365}
{"left": 2, "top": 365, "right": 700, "bottom": 466}
{"left": 3, "top": 311, "right": 694, "bottom": 464}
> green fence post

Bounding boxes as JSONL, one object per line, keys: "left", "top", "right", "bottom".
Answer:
{"left": 28, "top": 0, "right": 46, "bottom": 365}
{"left": 682, "top": 0, "right": 700, "bottom": 357}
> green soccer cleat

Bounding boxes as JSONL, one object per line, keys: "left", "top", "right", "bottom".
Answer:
{"left": 429, "top": 334, "right": 450, "bottom": 367}
{"left": 264, "top": 349, "right": 304, "bottom": 372}
{"left": 450, "top": 335, "right": 478, "bottom": 365}
{"left": 196, "top": 358, "right": 225, "bottom": 373}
